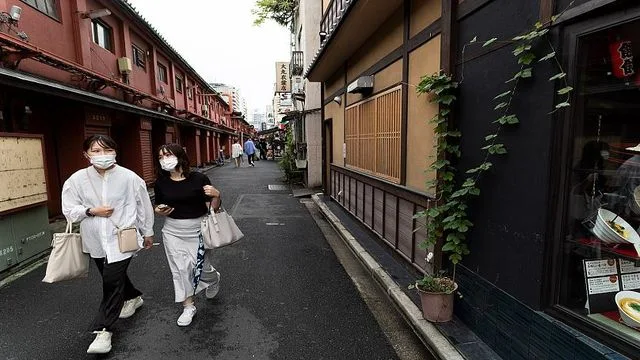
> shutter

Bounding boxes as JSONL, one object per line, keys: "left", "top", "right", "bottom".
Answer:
{"left": 85, "top": 125, "right": 110, "bottom": 138}
{"left": 140, "top": 130, "right": 154, "bottom": 183}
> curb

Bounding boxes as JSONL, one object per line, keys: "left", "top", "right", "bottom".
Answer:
{"left": 312, "top": 194, "right": 465, "bottom": 360}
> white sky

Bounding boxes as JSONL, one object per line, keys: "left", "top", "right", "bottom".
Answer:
{"left": 127, "top": 0, "right": 290, "bottom": 113}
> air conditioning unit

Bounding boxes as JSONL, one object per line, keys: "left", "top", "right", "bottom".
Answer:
{"left": 117, "top": 57, "right": 132, "bottom": 74}
{"left": 291, "top": 76, "right": 304, "bottom": 94}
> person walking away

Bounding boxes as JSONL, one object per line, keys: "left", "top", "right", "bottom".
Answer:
{"left": 154, "top": 144, "right": 222, "bottom": 327}
{"left": 244, "top": 138, "right": 256, "bottom": 167}
{"left": 61, "top": 135, "right": 154, "bottom": 354}
{"left": 231, "top": 139, "right": 243, "bottom": 168}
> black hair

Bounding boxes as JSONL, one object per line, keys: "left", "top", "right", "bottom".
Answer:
{"left": 83, "top": 134, "right": 118, "bottom": 152}
{"left": 157, "top": 143, "right": 191, "bottom": 178}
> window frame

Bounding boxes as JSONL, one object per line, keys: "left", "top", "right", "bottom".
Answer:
{"left": 132, "top": 44, "right": 146, "bottom": 70}
{"left": 175, "top": 76, "right": 184, "bottom": 94}
{"left": 21, "top": 0, "right": 60, "bottom": 21}
{"left": 544, "top": 6, "right": 640, "bottom": 358}
{"left": 157, "top": 63, "right": 168, "bottom": 84}
{"left": 91, "top": 19, "right": 113, "bottom": 52}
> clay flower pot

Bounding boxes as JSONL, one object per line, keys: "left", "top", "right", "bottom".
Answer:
{"left": 416, "top": 283, "right": 458, "bottom": 322}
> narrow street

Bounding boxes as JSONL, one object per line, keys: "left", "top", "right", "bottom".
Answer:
{"left": 0, "top": 160, "right": 428, "bottom": 360}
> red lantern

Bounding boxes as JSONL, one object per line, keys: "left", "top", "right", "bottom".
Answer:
{"left": 609, "top": 40, "right": 635, "bottom": 78}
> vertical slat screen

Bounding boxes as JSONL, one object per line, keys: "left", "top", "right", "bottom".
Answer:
{"left": 345, "top": 86, "right": 401, "bottom": 183}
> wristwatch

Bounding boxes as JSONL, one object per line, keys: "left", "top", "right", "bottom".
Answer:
{"left": 85, "top": 208, "right": 94, "bottom": 217}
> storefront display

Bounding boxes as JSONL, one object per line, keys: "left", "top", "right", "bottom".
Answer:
{"left": 561, "top": 18, "right": 640, "bottom": 345}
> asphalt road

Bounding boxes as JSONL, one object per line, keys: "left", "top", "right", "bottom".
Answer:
{"left": 0, "top": 160, "right": 402, "bottom": 360}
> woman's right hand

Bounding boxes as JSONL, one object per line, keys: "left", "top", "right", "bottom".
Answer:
{"left": 154, "top": 205, "right": 174, "bottom": 216}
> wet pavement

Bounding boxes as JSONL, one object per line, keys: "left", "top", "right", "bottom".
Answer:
{"left": 0, "top": 160, "right": 402, "bottom": 360}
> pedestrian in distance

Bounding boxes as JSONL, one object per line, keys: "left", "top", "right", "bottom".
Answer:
{"left": 61, "top": 134, "right": 155, "bottom": 355}
{"left": 231, "top": 139, "right": 243, "bottom": 168}
{"left": 154, "top": 144, "right": 222, "bottom": 327}
{"left": 244, "top": 137, "right": 256, "bottom": 167}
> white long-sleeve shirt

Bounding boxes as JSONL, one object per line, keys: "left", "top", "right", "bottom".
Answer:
{"left": 232, "top": 143, "right": 243, "bottom": 158}
{"left": 62, "top": 165, "right": 154, "bottom": 263}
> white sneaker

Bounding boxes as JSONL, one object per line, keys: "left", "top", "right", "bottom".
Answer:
{"left": 205, "top": 271, "right": 221, "bottom": 299}
{"left": 177, "top": 305, "right": 196, "bottom": 326}
{"left": 87, "top": 328, "right": 112, "bottom": 354}
{"left": 119, "top": 296, "right": 143, "bottom": 319}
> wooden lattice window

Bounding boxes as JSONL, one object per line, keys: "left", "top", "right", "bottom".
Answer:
{"left": 345, "top": 86, "right": 401, "bottom": 183}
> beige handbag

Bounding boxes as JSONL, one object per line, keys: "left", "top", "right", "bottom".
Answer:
{"left": 42, "top": 221, "right": 89, "bottom": 283}
{"left": 86, "top": 170, "right": 141, "bottom": 253}
{"left": 201, "top": 205, "right": 244, "bottom": 249}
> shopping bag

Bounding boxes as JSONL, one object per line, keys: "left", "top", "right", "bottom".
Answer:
{"left": 201, "top": 207, "right": 244, "bottom": 249}
{"left": 42, "top": 221, "right": 89, "bottom": 283}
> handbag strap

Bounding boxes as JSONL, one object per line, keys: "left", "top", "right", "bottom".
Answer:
{"left": 85, "top": 169, "right": 121, "bottom": 230}
{"left": 65, "top": 220, "right": 73, "bottom": 233}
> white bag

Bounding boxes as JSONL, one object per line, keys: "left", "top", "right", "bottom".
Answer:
{"left": 201, "top": 207, "right": 244, "bottom": 249}
{"left": 42, "top": 221, "right": 89, "bottom": 283}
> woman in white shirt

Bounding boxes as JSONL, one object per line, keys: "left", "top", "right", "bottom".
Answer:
{"left": 231, "top": 139, "right": 243, "bottom": 168}
{"left": 61, "top": 135, "right": 154, "bottom": 355}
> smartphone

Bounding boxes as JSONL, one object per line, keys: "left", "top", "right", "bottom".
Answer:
{"left": 157, "top": 204, "right": 170, "bottom": 210}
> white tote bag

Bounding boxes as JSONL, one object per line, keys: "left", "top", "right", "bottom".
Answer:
{"left": 42, "top": 221, "right": 89, "bottom": 283}
{"left": 201, "top": 207, "right": 244, "bottom": 249}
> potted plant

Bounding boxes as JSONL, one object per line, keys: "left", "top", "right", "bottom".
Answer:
{"left": 409, "top": 264, "right": 458, "bottom": 322}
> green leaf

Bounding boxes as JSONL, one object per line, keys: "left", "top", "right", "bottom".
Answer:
{"left": 493, "top": 91, "right": 511, "bottom": 100}
{"left": 551, "top": 14, "right": 558, "bottom": 22}
{"left": 483, "top": 38, "right": 498, "bottom": 47}
{"left": 549, "top": 72, "right": 566, "bottom": 81}
{"left": 462, "top": 178, "right": 476, "bottom": 188}
{"left": 520, "top": 68, "right": 533, "bottom": 78}
{"left": 442, "top": 242, "right": 456, "bottom": 252}
{"left": 466, "top": 166, "right": 481, "bottom": 174}
{"left": 536, "top": 29, "right": 549, "bottom": 37}
{"left": 538, "top": 52, "right": 556, "bottom": 62}
{"left": 485, "top": 134, "right": 498, "bottom": 141}
{"left": 555, "top": 102, "right": 570, "bottom": 109}
{"left": 512, "top": 35, "right": 526, "bottom": 41}
{"left": 513, "top": 44, "right": 531, "bottom": 56}
{"left": 518, "top": 52, "right": 536, "bottom": 65}
{"left": 557, "top": 86, "right": 573, "bottom": 95}
{"left": 470, "top": 36, "right": 477, "bottom": 43}
{"left": 494, "top": 102, "right": 508, "bottom": 110}
{"left": 469, "top": 187, "right": 481, "bottom": 196}
{"left": 535, "top": 21, "right": 543, "bottom": 29}
{"left": 494, "top": 114, "right": 519, "bottom": 125}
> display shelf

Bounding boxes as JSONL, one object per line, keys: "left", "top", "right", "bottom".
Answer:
{"left": 576, "top": 238, "right": 640, "bottom": 265}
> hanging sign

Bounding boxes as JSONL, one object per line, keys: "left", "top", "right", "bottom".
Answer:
{"left": 609, "top": 40, "right": 635, "bottom": 78}
{"left": 275, "top": 62, "right": 291, "bottom": 93}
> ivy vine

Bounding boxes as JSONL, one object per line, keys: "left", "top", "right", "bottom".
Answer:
{"left": 415, "top": 4, "right": 574, "bottom": 271}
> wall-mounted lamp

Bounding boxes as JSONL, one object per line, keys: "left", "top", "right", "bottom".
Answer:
{"left": 333, "top": 96, "right": 342, "bottom": 105}
{"left": 80, "top": 9, "right": 111, "bottom": 19}
{"left": 9, "top": 5, "right": 22, "bottom": 21}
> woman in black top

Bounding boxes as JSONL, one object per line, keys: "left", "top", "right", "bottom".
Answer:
{"left": 154, "top": 144, "right": 221, "bottom": 327}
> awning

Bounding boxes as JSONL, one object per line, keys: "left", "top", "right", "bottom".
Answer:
{"left": 0, "top": 67, "right": 222, "bottom": 133}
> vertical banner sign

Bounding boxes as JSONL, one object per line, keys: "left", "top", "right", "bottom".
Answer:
{"left": 276, "top": 62, "right": 290, "bottom": 93}
{"left": 609, "top": 40, "right": 635, "bottom": 78}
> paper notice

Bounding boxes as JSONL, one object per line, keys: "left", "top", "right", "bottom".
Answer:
{"left": 619, "top": 259, "right": 640, "bottom": 274}
{"left": 587, "top": 276, "right": 620, "bottom": 295}
{"left": 585, "top": 259, "right": 618, "bottom": 277}
{"left": 621, "top": 273, "right": 640, "bottom": 291}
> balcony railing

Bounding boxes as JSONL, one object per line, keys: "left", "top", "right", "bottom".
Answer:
{"left": 320, "top": 0, "right": 354, "bottom": 46}
{"left": 290, "top": 51, "right": 304, "bottom": 76}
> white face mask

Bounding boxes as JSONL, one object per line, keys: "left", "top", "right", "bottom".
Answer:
{"left": 90, "top": 154, "right": 116, "bottom": 169}
{"left": 160, "top": 155, "right": 179, "bottom": 171}
{"left": 600, "top": 150, "right": 610, "bottom": 160}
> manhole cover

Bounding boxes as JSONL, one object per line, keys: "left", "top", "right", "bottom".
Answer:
{"left": 268, "top": 184, "right": 289, "bottom": 191}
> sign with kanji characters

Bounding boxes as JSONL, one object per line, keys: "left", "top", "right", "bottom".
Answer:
{"left": 275, "top": 62, "right": 290, "bottom": 93}
{"left": 610, "top": 40, "right": 635, "bottom": 78}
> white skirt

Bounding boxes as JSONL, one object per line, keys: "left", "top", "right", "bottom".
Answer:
{"left": 162, "top": 217, "right": 216, "bottom": 303}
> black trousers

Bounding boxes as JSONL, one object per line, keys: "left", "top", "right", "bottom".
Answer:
{"left": 247, "top": 153, "right": 254, "bottom": 165}
{"left": 91, "top": 257, "right": 142, "bottom": 331}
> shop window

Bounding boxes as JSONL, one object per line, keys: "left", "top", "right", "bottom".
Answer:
{"left": 157, "top": 64, "right": 167, "bottom": 83}
{"left": 132, "top": 45, "right": 146, "bottom": 69}
{"left": 345, "top": 86, "right": 401, "bottom": 183}
{"left": 175, "top": 76, "right": 183, "bottom": 93}
{"left": 560, "top": 19, "right": 640, "bottom": 347}
{"left": 21, "top": 0, "right": 59, "bottom": 20}
{"left": 91, "top": 19, "right": 113, "bottom": 52}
